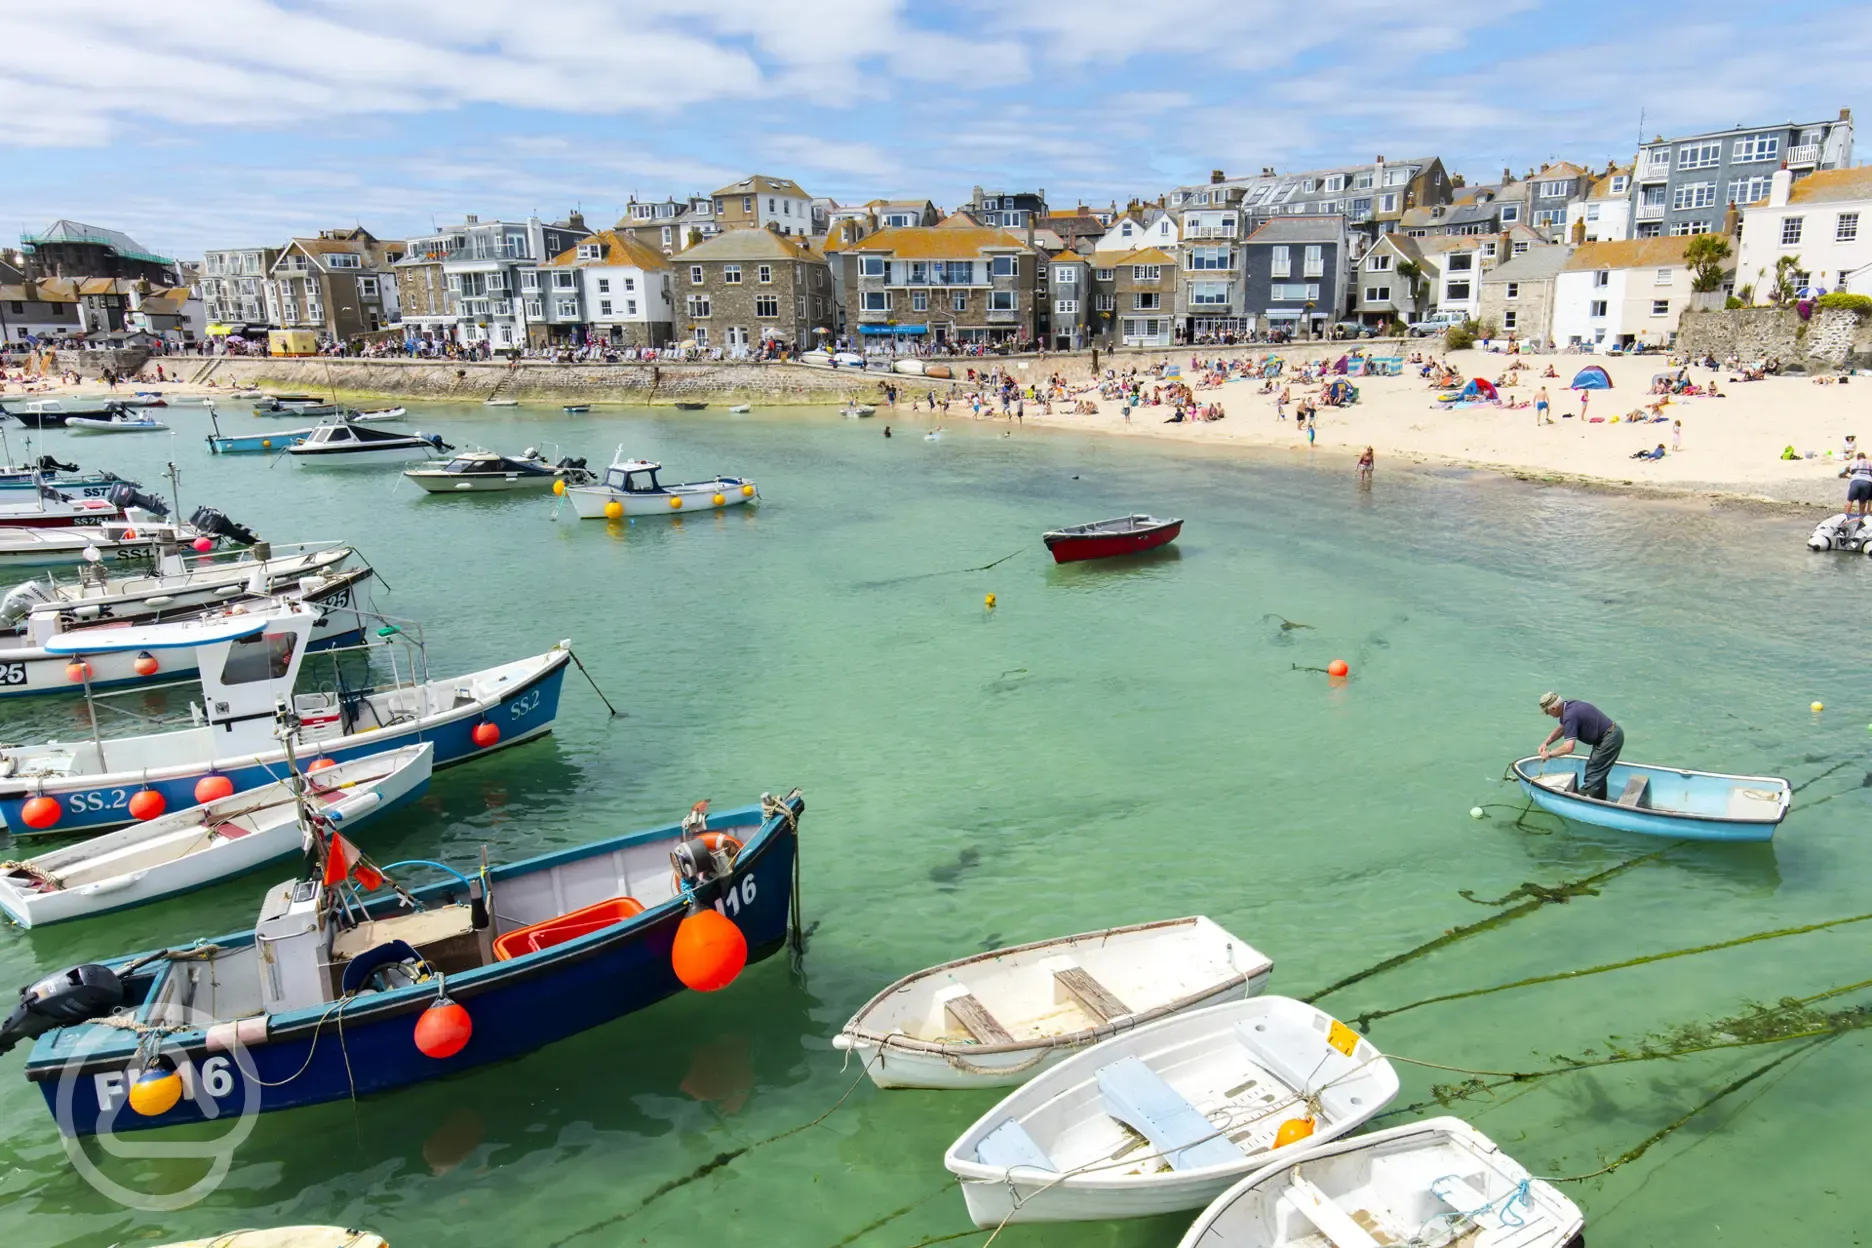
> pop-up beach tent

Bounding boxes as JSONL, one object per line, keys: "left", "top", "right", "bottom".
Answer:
{"left": 1324, "top": 379, "right": 1359, "bottom": 405}
{"left": 1460, "top": 377, "right": 1500, "bottom": 403}
{"left": 1571, "top": 364, "right": 1613, "bottom": 389}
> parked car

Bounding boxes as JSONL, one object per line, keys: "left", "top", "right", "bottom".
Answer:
{"left": 1331, "top": 321, "right": 1377, "bottom": 339}
{"left": 1408, "top": 311, "right": 1468, "bottom": 337}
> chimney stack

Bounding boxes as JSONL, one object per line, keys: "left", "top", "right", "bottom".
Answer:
{"left": 1842, "top": 107, "right": 1853, "bottom": 121}
{"left": 1210, "top": 169, "right": 1225, "bottom": 184}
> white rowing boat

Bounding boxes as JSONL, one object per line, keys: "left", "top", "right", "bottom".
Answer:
{"left": 1176, "top": 1117, "right": 1584, "bottom": 1248}
{"left": 834, "top": 916, "right": 1272, "bottom": 1089}
{"left": 150, "top": 1230, "right": 387, "bottom": 1248}
{"left": 943, "top": 997, "right": 1398, "bottom": 1225}
{"left": 0, "top": 744, "right": 432, "bottom": 927}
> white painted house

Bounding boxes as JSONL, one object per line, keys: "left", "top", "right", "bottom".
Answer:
{"left": 1552, "top": 237, "right": 1696, "bottom": 351}
{"left": 1564, "top": 166, "right": 1633, "bottom": 243}
{"left": 538, "top": 230, "right": 673, "bottom": 347}
{"left": 1735, "top": 166, "right": 1872, "bottom": 300}
{"left": 1094, "top": 209, "right": 1178, "bottom": 258}
{"left": 712, "top": 175, "right": 815, "bottom": 238}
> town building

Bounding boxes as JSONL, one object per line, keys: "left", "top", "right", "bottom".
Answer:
{"left": 711, "top": 176, "right": 814, "bottom": 237}
{"left": 536, "top": 229, "right": 674, "bottom": 347}
{"left": 125, "top": 286, "right": 207, "bottom": 346}
{"left": 837, "top": 224, "right": 1038, "bottom": 347}
{"left": 1477, "top": 245, "right": 1573, "bottom": 346}
{"left": 1110, "top": 249, "right": 1178, "bottom": 346}
{"left": 1351, "top": 233, "right": 1428, "bottom": 329}
{"left": 1566, "top": 166, "right": 1634, "bottom": 244}
{"left": 675, "top": 229, "right": 832, "bottom": 352}
{"left": 1046, "top": 252, "right": 1090, "bottom": 349}
{"left": 1042, "top": 208, "right": 1109, "bottom": 249}
{"left": 1170, "top": 158, "right": 1452, "bottom": 242}
{"left": 0, "top": 278, "right": 84, "bottom": 343}
{"left": 265, "top": 228, "right": 404, "bottom": 343}
{"left": 1239, "top": 217, "right": 1348, "bottom": 337}
{"left": 200, "top": 247, "right": 279, "bottom": 331}
{"left": 963, "top": 188, "right": 1048, "bottom": 229}
{"left": 1176, "top": 186, "right": 1248, "bottom": 339}
{"left": 433, "top": 214, "right": 587, "bottom": 349}
{"left": 616, "top": 196, "right": 719, "bottom": 255}
{"left": 394, "top": 228, "right": 465, "bottom": 348}
{"left": 1551, "top": 237, "right": 1696, "bottom": 352}
{"left": 17, "top": 220, "right": 181, "bottom": 285}
{"left": 1094, "top": 208, "right": 1179, "bottom": 258}
{"left": 1403, "top": 164, "right": 1590, "bottom": 240}
{"left": 1734, "top": 166, "right": 1872, "bottom": 302}
{"left": 1631, "top": 110, "right": 1854, "bottom": 238}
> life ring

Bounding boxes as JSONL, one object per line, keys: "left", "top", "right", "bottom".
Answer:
{"left": 698, "top": 832, "right": 743, "bottom": 857}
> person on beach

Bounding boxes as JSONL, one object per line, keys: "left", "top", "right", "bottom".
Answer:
{"left": 1847, "top": 451, "right": 1872, "bottom": 518}
{"left": 1672, "top": 420, "right": 1682, "bottom": 452}
{"left": 1579, "top": 390, "right": 1590, "bottom": 421}
{"left": 1356, "top": 446, "right": 1374, "bottom": 484}
{"left": 1537, "top": 692, "right": 1622, "bottom": 800}
{"left": 1535, "top": 386, "right": 1551, "bottom": 425}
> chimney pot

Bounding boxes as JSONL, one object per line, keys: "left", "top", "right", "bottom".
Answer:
{"left": 1211, "top": 169, "right": 1225, "bottom": 184}
{"left": 1842, "top": 107, "right": 1852, "bottom": 120}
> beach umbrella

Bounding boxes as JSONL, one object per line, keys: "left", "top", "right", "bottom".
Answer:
{"left": 1795, "top": 286, "right": 1828, "bottom": 300}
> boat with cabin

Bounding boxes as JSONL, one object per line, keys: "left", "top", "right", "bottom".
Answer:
{"left": 1509, "top": 755, "right": 1792, "bottom": 842}
{"left": 942, "top": 997, "right": 1399, "bottom": 1225}
{"left": 1044, "top": 515, "right": 1184, "bottom": 564}
{"left": 0, "top": 744, "right": 433, "bottom": 928}
{"left": 287, "top": 422, "right": 450, "bottom": 466}
{"left": 834, "top": 917, "right": 1272, "bottom": 1089}
{"left": 0, "top": 541, "right": 354, "bottom": 630}
{"left": 5, "top": 791, "right": 803, "bottom": 1133}
{"left": 403, "top": 450, "right": 594, "bottom": 494}
{"left": 0, "top": 491, "right": 121, "bottom": 529}
{"left": 0, "top": 602, "right": 571, "bottom": 835}
{"left": 1175, "top": 1117, "right": 1585, "bottom": 1248}
{"left": 0, "top": 458, "right": 132, "bottom": 500}
{"left": 566, "top": 451, "right": 756, "bottom": 518}
{"left": 253, "top": 396, "right": 339, "bottom": 418}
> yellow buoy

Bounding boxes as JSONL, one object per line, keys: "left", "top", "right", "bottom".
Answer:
{"left": 1273, "top": 1117, "right": 1316, "bottom": 1149}
{"left": 712, "top": 493, "right": 725, "bottom": 506}
{"left": 261, "top": 439, "right": 271, "bottom": 450}
{"left": 552, "top": 478, "right": 566, "bottom": 496}
{"left": 985, "top": 593, "right": 996, "bottom": 608}
{"left": 128, "top": 1060, "right": 183, "bottom": 1117}
{"left": 669, "top": 496, "right": 683, "bottom": 510}
{"left": 604, "top": 500, "right": 623, "bottom": 520}
{"left": 741, "top": 483, "right": 755, "bottom": 497}
{"left": 1811, "top": 701, "right": 1825, "bottom": 713}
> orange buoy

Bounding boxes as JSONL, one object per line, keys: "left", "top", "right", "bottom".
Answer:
{"left": 128, "top": 788, "right": 167, "bottom": 821}
{"left": 1274, "top": 1116, "right": 1317, "bottom": 1148}
{"left": 20, "top": 795, "right": 61, "bottom": 829}
{"left": 65, "top": 660, "right": 92, "bottom": 684}
{"left": 192, "top": 536, "right": 215, "bottom": 552}
{"left": 307, "top": 757, "right": 337, "bottom": 773}
{"left": 122, "top": 528, "right": 137, "bottom": 541}
{"left": 1326, "top": 659, "right": 1350, "bottom": 677}
{"left": 672, "top": 907, "right": 747, "bottom": 992}
{"left": 194, "top": 774, "right": 235, "bottom": 804}
{"left": 414, "top": 996, "right": 473, "bottom": 1059}
{"left": 127, "top": 1059, "right": 183, "bottom": 1117}
{"left": 472, "top": 722, "right": 500, "bottom": 748}
{"left": 133, "top": 651, "right": 159, "bottom": 677}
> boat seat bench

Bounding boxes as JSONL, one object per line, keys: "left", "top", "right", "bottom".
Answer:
{"left": 944, "top": 993, "right": 1015, "bottom": 1046}
{"left": 1096, "top": 1055, "right": 1241, "bottom": 1171}
{"left": 1054, "top": 966, "right": 1131, "bottom": 1023}
{"left": 1616, "top": 775, "right": 1649, "bottom": 808}
{"left": 1279, "top": 1174, "right": 1381, "bottom": 1248}
{"left": 976, "top": 1118, "right": 1057, "bottom": 1172}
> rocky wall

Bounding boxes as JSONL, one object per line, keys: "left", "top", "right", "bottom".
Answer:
{"left": 1676, "top": 307, "right": 1872, "bottom": 371}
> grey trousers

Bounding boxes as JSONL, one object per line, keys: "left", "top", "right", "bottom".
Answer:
{"left": 1582, "top": 724, "right": 1624, "bottom": 799}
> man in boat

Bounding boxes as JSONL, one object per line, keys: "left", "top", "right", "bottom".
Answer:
{"left": 1536, "top": 692, "right": 1622, "bottom": 799}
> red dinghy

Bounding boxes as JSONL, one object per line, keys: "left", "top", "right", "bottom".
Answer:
{"left": 1043, "top": 514, "right": 1183, "bottom": 564}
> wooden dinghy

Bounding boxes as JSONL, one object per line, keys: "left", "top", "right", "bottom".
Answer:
{"left": 943, "top": 997, "right": 1398, "bottom": 1225}
{"left": 834, "top": 916, "right": 1271, "bottom": 1089}
{"left": 1176, "top": 1117, "right": 1584, "bottom": 1248}
{"left": 1510, "top": 756, "right": 1790, "bottom": 842}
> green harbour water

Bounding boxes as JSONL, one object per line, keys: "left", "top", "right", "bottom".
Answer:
{"left": 0, "top": 400, "right": 1867, "bottom": 1247}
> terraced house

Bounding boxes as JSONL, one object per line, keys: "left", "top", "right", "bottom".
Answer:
{"left": 835, "top": 224, "right": 1038, "bottom": 347}
{"left": 1631, "top": 110, "right": 1854, "bottom": 237}
{"left": 537, "top": 229, "right": 673, "bottom": 347}
{"left": 200, "top": 247, "right": 278, "bottom": 332}
{"left": 1239, "top": 217, "right": 1349, "bottom": 337}
{"left": 265, "top": 228, "right": 404, "bottom": 343}
{"left": 712, "top": 175, "right": 814, "bottom": 238}
{"left": 676, "top": 229, "right": 832, "bottom": 352}
{"left": 1111, "top": 250, "right": 1178, "bottom": 346}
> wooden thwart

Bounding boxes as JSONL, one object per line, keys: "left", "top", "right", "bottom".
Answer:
{"left": 1054, "top": 966, "right": 1131, "bottom": 1023}
{"left": 945, "top": 993, "right": 1015, "bottom": 1045}
{"left": 1616, "top": 775, "right": 1649, "bottom": 808}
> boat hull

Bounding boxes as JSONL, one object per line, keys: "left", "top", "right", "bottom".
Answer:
{"left": 65, "top": 421, "right": 168, "bottom": 435}
{"left": 289, "top": 445, "right": 439, "bottom": 467}
{"left": 1511, "top": 756, "right": 1789, "bottom": 842}
{"left": 404, "top": 472, "right": 561, "bottom": 494}
{"left": 26, "top": 796, "right": 802, "bottom": 1133}
{"left": 208, "top": 428, "right": 314, "bottom": 454}
{"left": 0, "top": 474, "right": 124, "bottom": 499}
{"left": 568, "top": 479, "right": 756, "bottom": 518}
{"left": 0, "top": 650, "right": 568, "bottom": 835}
{"left": 1045, "top": 520, "right": 1182, "bottom": 564}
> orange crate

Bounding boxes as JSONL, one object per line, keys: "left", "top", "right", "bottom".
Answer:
{"left": 493, "top": 896, "right": 645, "bottom": 961}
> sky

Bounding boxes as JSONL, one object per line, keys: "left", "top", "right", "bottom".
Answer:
{"left": 1, "top": 0, "right": 1865, "bottom": 260}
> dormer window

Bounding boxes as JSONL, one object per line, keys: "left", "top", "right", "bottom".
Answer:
{"left": 577, "top": 244, "right": 602, "bottom": 260}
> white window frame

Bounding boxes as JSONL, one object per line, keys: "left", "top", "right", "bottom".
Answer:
{"left": 1270, "top": 245, "right": 1291, "bottom": 277}
{"left": 755, "top": 294, "right": 779, "bottom": 318}
{"left": 690, "top": 265, "right": 704, "bottom": 285}
{"left": 1651, "top": 299, "right": 1670, "bottom": 316}
{"left": 1732, "top": 134, "right": 1780, "bottom": 163}
{"left": 1676, "top": 142, "right": 1721, "bottom": 170}
{"left": 858, "top": 256, "right": 885, "bottom": 278}
{"left": 1499, "top": 204, "right": 1520, "bottom": 224}
{"left": 1590, "top": 300, "right": 1608, "bottom": 317}
{"left": 1836, "top": 212, "right": 1859, "bottom": 243}
{"left": 1672, "top": 182, "right": 1717, "bottom": 211}
{"left": 758, "top": 265, "right": 772, "bottom": 283}
{"left": 1367, "top": 254, "right": 1392, "bottom": 272}
{"left": 1132, "top": 264, "right": 1161, "bottom": 281}
{"left": 1655, "top": 267, "right": 1673, "bottom": 285}
{"left": 988, "top": 290, "right": 1017, "bottom": 311}
{"left": 990, "top": 255, "right": 1020, "bottom": 278}
{"left": 1363, "top": 284, "right": 1391, "bottom": 302}
{"left": 722, "top": 264, "right": 741, "bottom": 284}
{"left": 687, "top": 294, "right": 711, "bottom": 318}
{"left": 860, "top": 291, "right": 890, "bottom": 312}
{"left": 1054, "top": 298, "right": 1078, "bottom": 314}
{"left": 1505, "top": 282, "right": 1519, "bottom": 300}
{"left": 1781, "top": 217, "right": 1804, "bottom": 246}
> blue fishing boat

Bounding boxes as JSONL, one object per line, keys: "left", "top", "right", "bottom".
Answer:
{"left": 1509, "top": 756, "right": 1791, "bottom": 842}
{"left": 0, "top": 603, "right": 571, "bottom": 836}
{"left": 6, "top": 792, "right": 804, "bottom": 1134}
{"left": 205, "top": 404, "right": 314, "bottom": 454}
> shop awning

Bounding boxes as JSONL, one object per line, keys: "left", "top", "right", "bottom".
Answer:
{"left": 858, "top": 324, "right": 927, "bottom": 335}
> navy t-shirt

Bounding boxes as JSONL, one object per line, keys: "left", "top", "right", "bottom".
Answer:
{"left": 1560, "top": 700, "right": 1614, "bottom": 747}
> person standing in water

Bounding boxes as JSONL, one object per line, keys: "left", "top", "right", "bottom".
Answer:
{"left": 1356, "top": 446, "right": 1374, "bottom": 484}
{"left": 1536, "top": 692, "right": 1622, "bottom": 799}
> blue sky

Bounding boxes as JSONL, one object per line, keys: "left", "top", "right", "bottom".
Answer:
{"left": 2, "top": 0, "right": 1864, "bottom": 259}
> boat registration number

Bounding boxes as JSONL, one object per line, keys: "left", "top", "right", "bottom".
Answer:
{"left": 94, "top": 1055, "right": 238, "bottom": 1113}
{"left": 713, "top": 875, "right": 757, "bottom": 917}
{"left": 0, "top": 662, "right": 27, "bottom": 686}
{"left": 67, "top": 788, "right": 135, "bottom": 814}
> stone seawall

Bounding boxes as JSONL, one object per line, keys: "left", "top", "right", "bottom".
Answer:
{"left": 1676, "top": 307, "right": 1872, "bottom": 371}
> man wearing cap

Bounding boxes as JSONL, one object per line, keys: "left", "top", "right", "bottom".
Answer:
{"left": 1537, "top": 692, "right": 1622, "bottom": 799}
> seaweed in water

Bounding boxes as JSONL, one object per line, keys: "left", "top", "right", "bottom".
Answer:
{"left": 1261, "top": 613, "right": 1314, "bottom": 631}
{"left": 929, "top": 846, "right": 982, "bottom": 887}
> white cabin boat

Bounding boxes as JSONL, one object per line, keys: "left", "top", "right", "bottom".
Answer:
{"left": 403, "top": 450, "right": 593, "bottom": 494}
{"left": 287, "top": 422, "right": 448, "bottom": 466}
{"left": 1176, "top": 1118, "right": 1584, "bottom": 1248}
{"left": 566, "top": 451, "right": 756, "bottom": 519}
{"left": 943, "top": 997, "right": 1399, "bottom": 1226}
{"left": 834, "top": 917, "right": 1272, "bottom": 1089}
{"left": 0, "top": 744, "right": 432, "bottom": 928}
{"left": 0, "top": 543, "right": 355, "bottom": 631}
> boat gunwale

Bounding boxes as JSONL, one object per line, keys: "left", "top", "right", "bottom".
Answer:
{"left": 1508, "top": 755, "right": 1792, "bottom": 825}
{"left": 838, "top": 916, "right": 1269, "bottom": 1056}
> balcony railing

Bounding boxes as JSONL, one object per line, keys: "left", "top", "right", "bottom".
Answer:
{"left": 1183, "top": 226, "right": 1236, "bottom": 239}
{"left": 1786, "top": 144, "right": 1820, "bottom": 166}
{"left": 986, "top": 308, "right": 1020, "bottom": 323}
{"left": 1635, "top": 203, "right": 1666, "bottom": 221}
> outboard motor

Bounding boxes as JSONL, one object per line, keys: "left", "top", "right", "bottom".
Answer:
{"left": 0, "top": 579, "right": 53, "bottom": 630}
{"left": 420, "top": 432, "right": 455, "bottom": 453}
{"left": 33, "top": 455, "right": 78, "bottom": 473}
{"left": 0, "top": 964, "right": 123, "bottom": 1056}
{"left": 188, "top": 505, "right": 259, "bottom": 547}
{"left": 107, "top": 482, "right": 170, "bottom": 519}
{"left": 556, "top": 456, "right": 588, "bottom": 471}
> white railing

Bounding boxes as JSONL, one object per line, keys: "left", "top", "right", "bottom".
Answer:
{"left": 1636, "top": 203, "right": 1666, "bottom": 221}
{"left": 1786, "top": 144, "right": 1820, "bottom": 165}
{"left": 986, "top": 308, "right": 1020, "bottom": 323}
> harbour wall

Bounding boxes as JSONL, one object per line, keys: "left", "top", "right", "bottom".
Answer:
{"left": 1676, "top": 307, "right": 1872, "bottom": 371}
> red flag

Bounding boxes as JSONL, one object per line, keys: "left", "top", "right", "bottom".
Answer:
{"left": 324, "top": 831, "right": 366, "bottom": 887}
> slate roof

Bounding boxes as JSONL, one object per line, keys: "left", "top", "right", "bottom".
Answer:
{"left": 1242, "top": 216, "right": 1347, "bottom": 243}
{"left": 543, "top": 229, "right": 670, "bottom": 270}
{"left": 1480, "top": 246, "right": 1574, "bottom": 283}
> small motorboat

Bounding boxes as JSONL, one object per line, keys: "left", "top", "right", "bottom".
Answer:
{"left": 1807, "top": 513, "right": 1872, "bottom": 555}
{"left": 673, "top": 401, "right": 709, "bottom": 411}
{"left": 9, "top": 791, "right": 803, "bottom": 1133}
{"left": 0, "top": 520, "right": 207, "bottom": 570}
{"left": 254, "top": 397, "right": 340, "bottom": 418}
{"left": 567, "top": 450, "right": 756, "bottom": 519}
{"left": 0, "top": 493, "right": 120, "bottom": 529}
{"left": 1175, "top": 1117, "right": 1585, "bottom": 1248}
{"left": 0, "top": 541, "right": 353, "bottom": 632}
{"left": 1044, "top": 514, "right": 1183, "bottom": 564}
{"left": 209, "top": 426, "right": 316, "bottom": 454}
{"left": 0, "top": 744, "right": 432, "bottom": 928}
{"left": 64, "top": 413, "right": 170, "bottom": 435}
{"left": 0, "top": 459, "right": 129, "bottom": 500}
{"left": 484, "top": 398, "right": 519, "bottom": 407}
{"left": 834, "top": 917, "right": 1272, "bottom": 1090}
{"left": 563, "top": 404, "right": 590, "bottom": 414}
{"left": 403, "top": 449, "right": 594, "bottom": 494}
{"left": 130, "top": 392, "right": 169, "bottom": 407}
{"left": 842, "top": 404, "right": 877, "bottom": 418}
{"left": 287, "top": 422, "right": 449, "bottom": 467}
{"left": 893, "top": 358, "right": 926, "bottom": 375}
{"left": 1509, "top": 756, "right": 1792, "bottom": 841}
{"left": 729, "top": 404, "right": 752, "bottom": 413}
{"left": 356, "top": 406, "right": 406, "bottom": 421}
{"left": 1, "top": 400, "right": 123, "bottom": 429}
{"left": 942, "top": 997, "right": 1398, "bottom": 1226}
{"left": 147, "top": 1230, "right": 386, "bottom": 1248}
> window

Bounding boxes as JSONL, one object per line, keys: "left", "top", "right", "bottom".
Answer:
{"left": 1095, "top": 294, "right": 1115, "bottom": 311}
{"left": 577, "top": 243, "right": 602, "bottom": 260}
{"left": 690, "top": 265, "right": 704, "bottom": 284}
{"left": 552, "top": 272, "right": 575, "bottom": 289}
{"left": 758, "top": 265, "right": 772, "bottom": 283}
{"left": 1447, "top": 253, "right": 1473, "bottom": 272}
{"left": 1590, "top": 300, "right": 1608, "bottom": 317}
{"left": 1270, "top": 245, "right": 1291, "bottom": 277}
{"left": 556, "top": 300, "right": 578, "bottom": 318}
{"left": 624, "top": 277, "right": 635, "bottom": 291}
{"left": 722, "top": 265, "right": 741, "bottom": 284}
{"left": 1355, "top": 173, "right": 1373, "bottom": 190}
{"left": 1094, "top": 267, "right": 1114, "bottom": 281}
{"left": 1379, "top": 193, "right": 1399, "bottom": 213}
{"left": 1499, "top": 204, "right": 1520, "bottom": 223}
{"left": 1586, "top": 204, "right": 1601, "bottom": 222}
{"left": 1187, "top": 247, "right": 1232, "bottom": 270}
{"left": 626, "top": 299, "right": 637, "bottom": 315}
{"left": 1677, "top": 142, "right": 1720, "bottom": 170}
{"left": 741, "top": 197, "right": 752, "bottom": 213}
{"left": 1538, "top": 180, "right": 1569, "bottom": 198}
{"left": 1190, "top": 281, "right": 1229, "bottom": 305}
{"left": 596, "top": 278, "right": 610, "bottom": 293}
{"left": 1669, "top": 220, "right": 1710, "bottom": 236}
{"left": 1651, "top": 299, "right": 1669, "bottom": 316}
{"left": 990, "top": 256, "right": 1019, "bottom": 278}
{"left": 858, "top": 256, "right": 885, "bottom": 277}
{"left": 1837, "top": 212, "right": 1859, "bottom": 242}
{"left": 1727, "top": 175, "right": 1773, "bottom": 204}
{"left": 356, "top": 276, "right": 378, "bottom": 296}
{"left": 988, "top": 290, "right": 1017, "bottom": 311}
{"left": 1646, "top": 148, "right": 1671, "bottom": 172}
{"left": 1132, "top": 292, "right": 1160, "bottom": 310}
{"left": 1303, "top": 245, "right": 1322, "bottom": 276}
{"left": 952, "top": 292, "right": 968, "bottom": 311}
{"left": 1054, "top": 265, "right": 1078, "bottom": 283}
{"left": 1364, "top": 285, "right": 1391, "bottom": 302}
{"left": 1593, "top": 271, "right": 1610, "bottom": 287}
{"left": 1655, "top": 267, "right": 1673, "bottom": 286}
{"left": 1503, "top": 310, "right": 1517, "bottom": 330}
{"left": 525, "top": 298, "right": 543, "bottom": 318}
{"left": 1055, "top": 299, "right": 1078, "bottom": 314}
{"left": 220, "top": 631, "right": 297, "bottom": 685}
{"left": 911, "top": 290, "right": 927, "bottom": 312}
{"left": 687, "top": 295, "right": 712, "bottom": 318}
{"left": 860, "top": 291, "right": 889, "bottom": 312}
{"left": 1268, "top": 283, "right": 1321, "bottom": 301}
{"left": 1120, "top": 222, "right": 1133, "bottom": 238}
{"left": 1733, "top": 134, "right": 1780, "bottom": 163}
{"left": 326, "top": 254, "right": 361, "bottom": 269}
{"left": 1505, "top": 282, "right": 1520, "bottom": 299}
{"left": 1445, "top": 281, "right": 1471, "bottom": 301}
{"left": 1367, "top": 254, "right": 1392, "bottom": 271}
{"left": 1611, "top": 176, "right": 1629, "bottom": 194}
{"left": 755, "top": 295, "right": 779, "bottom": 317}
{"left": 1672, "top": 182, "right": 1716, "bottom": 210}
{"left": 599, "top": 300, "right": 612, "bottom": 316}
{"left": 1781, "top": 217, "right": 1804, "bottom": 246}
{"left": 1302, "top": 179, "right": 1316, "bottom": 193}
{"left": 1482, "top": 242, "right": 1497, "bottom": 258}
{"left": 1131, "top": 265, "right": 1161, "bottom": 281}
